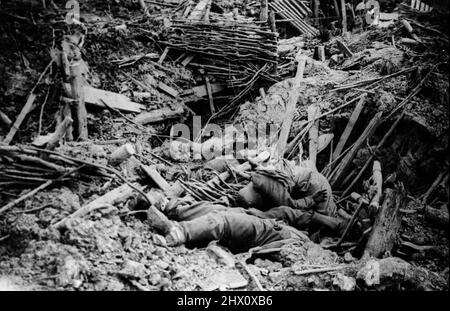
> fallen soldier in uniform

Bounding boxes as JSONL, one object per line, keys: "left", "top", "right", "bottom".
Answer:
{"left": 236, "top": 160, "right": 337, "bottom": 216}
{"left": 156, "top": 199, "right": 350, "bottom": 253}
{"left": 202, "top": 157, "right": 336, "bottom": 216}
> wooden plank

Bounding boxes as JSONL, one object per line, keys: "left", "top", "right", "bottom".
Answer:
{"left": 332, "top": 95, "right": 366, "bottom": 161}
{"left": 181, "top": 54, "right": 195, "bottom": 67}
{"left": 340, "top": 0, "right": 347, "bottom": 34}
{"left": 133, "top": 106, "right": 184, "bottom": 125}
{"left": 70, "top": 61, "right": 88, "bottom": 140}
{"left": 3, "top": 93, "right": 37, "bottom": 145}
{"left": 336, "top": 39, "right": 353, "bottom": 57}
{"left": 83, "top": 86, "right": 145, "bottom": 113}
{"left": 158, "top": 82, "right": 179, "bottom": 98}
{"left": 260, "top": 0, "right": 268, "bottom": 21}
{"left": 158, "top": 47, "right": 170, "bottom": 64}
{"left": 276, "top": 52, "right": 306, "bottom": 156}
{"left": 362, "top": 188, "right": 405, "bottom": 259}
{"left": 307, "top": 105, "right": 320, "bottom": 166}
{"left": 0, "top": 110, "right": 12, "bottom": 128}
{"left": 53, "top": 183, "right": 143, "bottom": 229}
{"left": 141, "top": 164, "right": 171, "bottom": 192}
{"left": 379, "top": 12, "right": 399, "bottom": 21}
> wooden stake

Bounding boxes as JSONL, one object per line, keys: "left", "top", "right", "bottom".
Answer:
{"left": 276, "top": 52, "right": 306, "bottom": 156}
{"left": 69, "top": 61, "right": 88, "bottom": 140}
{"left": 3, "top": 93, "right": 37, "bottom": 145}
{"left": 307, "top": 105, "right": 320, "bottom": 166}
{"left": 362, "top": 188, "right": 405, "bottom": 259}
{"left": 340, "top": 0, "right": 347, "bottom": 35}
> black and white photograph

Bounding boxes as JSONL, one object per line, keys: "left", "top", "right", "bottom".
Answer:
{"left": 0, "top": 0, "right": 448, "bottom": 297}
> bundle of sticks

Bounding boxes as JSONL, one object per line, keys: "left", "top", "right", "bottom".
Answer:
{"left": 0, "top": 145, "right": 112, "bottom": 188}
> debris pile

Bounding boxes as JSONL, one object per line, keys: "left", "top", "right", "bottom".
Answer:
{"left": 0, "top": 0, "right": 448, "bottom": 291}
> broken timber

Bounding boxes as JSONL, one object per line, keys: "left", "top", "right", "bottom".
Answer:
{"left": 69, "top": 61, "right": 88, "bottom": 140}
{"left": 332, "top": 95, "right": 366, "bottom": 161}
{"left": 362, "top": 188, "right": 405, "bottom": 259}
{"left": 336, "top": 39, "right": 353, "bottom": 58}
{"left": 307, "top": 105, "right": 320, "bottom": 166}
{"left": 3, "top": 93, "right": 37, "bottom": 145}
{"left": 63, "top": 85, "right": 145, "bottom": 113}
{"left": 329, "top": 112, "right": 382, "bottom": 189}
{"left": 276, "top": 52, "right": 306, "bottom": 156}
{"left": 134, "top": 106, "right": 185, "bottom": 125}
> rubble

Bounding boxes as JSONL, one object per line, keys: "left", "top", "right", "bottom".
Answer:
{"left": 0, "top": 0, "right": 448, "bottom": 292}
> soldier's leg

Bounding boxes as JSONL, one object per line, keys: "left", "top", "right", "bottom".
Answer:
{"left": 179, "top": 211, "right": 293, "bottom": 252}
{"left": 248, "top": 206, "right": 346, "bottom": 235}
{"left": 167, "top": 201, "right": 230, "bottom": 221}
{"left": 251, "top": 173, "right": 294, "bottom": 207}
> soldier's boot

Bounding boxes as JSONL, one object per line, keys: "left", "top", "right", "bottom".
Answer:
{"left": 165, "top": 222, "right": 186, "bottom": 246}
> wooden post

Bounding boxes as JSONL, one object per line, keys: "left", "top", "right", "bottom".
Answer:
{"left": 269, "top": 10, "right": 278, "bottom": 75}
{"left": 69, "top": 62, "right": 88, "bottom": 140}
{"left": 317, "top": 46, "right": 325, "bottom": 61}
{"left": 201, "top": 69, "right": 216, "bottom": 114}
{"left": 276, "top": 52, "right": 306, "bottom": 156}
{"left": 362, "top": 188, "right": 405, "bottom": 259}
{"left": 260, "top": 0, "right": 268, "bottom": 22}
{"left": 340, "top": 0, "right": 347, "bottom": 35}
{"left": 333, "top": 0, "right": 341, "bottom": 18}
{"left": 307, "top": 105, "right": 320, "bottom": 166}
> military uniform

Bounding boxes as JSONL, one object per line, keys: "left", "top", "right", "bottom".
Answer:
{"left": 238, "top": 164, "right": 337, "bottom": 216}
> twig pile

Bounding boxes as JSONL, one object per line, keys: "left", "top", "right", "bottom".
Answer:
{"left": 0, "top": 145, "right": 111, "bottom": 187}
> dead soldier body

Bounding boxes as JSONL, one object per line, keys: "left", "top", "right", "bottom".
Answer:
{"left": 236, "top": 160, "right": 337, "bottom": 217}
{"left": 204, "top": 158, "right": 336, "bottom": 217}
{"left": 156, "top": 199, "right": 349, "bottom": 253}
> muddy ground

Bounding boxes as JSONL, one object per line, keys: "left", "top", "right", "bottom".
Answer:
{"left": 0, "top": 0, "right": 448, "bottom": 291}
